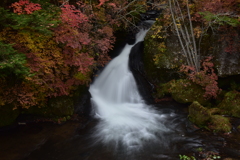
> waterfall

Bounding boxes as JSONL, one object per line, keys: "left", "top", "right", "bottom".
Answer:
{"left": 89, "top": 27, "right": 171, "bottom": 151}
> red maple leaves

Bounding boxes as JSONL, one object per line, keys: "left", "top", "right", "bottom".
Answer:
{"left": 180, "top": 57, "right": 221, "bottom": 99}
{"left": 10, "top": 0, "right": 41, "bottom": 15}
{"left": 60, "top": 4, "right": 88, "bottom": 28}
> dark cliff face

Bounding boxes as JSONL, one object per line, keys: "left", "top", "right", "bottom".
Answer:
{"left": 144, "top": 23, "right": 240, "bottom": 79}
{"left": 129, "top": 42, "right": 155, "bottom": 104}
{"left": 197, "top": 29, "right": 240, "bottom": 77}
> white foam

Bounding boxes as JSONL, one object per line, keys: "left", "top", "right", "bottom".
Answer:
{"left": 89, "top": 29, "right": 171, "bottom": 150}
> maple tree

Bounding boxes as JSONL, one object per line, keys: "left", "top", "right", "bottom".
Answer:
{"left": 180, "top": 57, "right": 221, "bottom": 99}
{"left": 0, "top": 0, "right": 238, "bottom": 119}
{"left": 9, "top": 0, "right": 41, "bottom": 15}
{"left": 0, "top": 0, "right": 148, "bottom": 109}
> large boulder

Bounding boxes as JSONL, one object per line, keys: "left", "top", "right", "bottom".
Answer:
{"left": 208, "top": 115, "right": 232, "bottom": 133}
{"left": 143, "top": 26, "right": 181, "bottom": 84}
{"left": 21, "top": 85, "right": 89, "bottom": 120}
{"left": 188, "top": 101, "right": 211, "bottom": 127}
{"left": 217, "top": 90, "right": 240, "bottom": 118}
{"left": 188, "top": 101, "right": 232, "bottom": 133}
{"left": 156, "top": 79, "right": 209, "bottom": 105}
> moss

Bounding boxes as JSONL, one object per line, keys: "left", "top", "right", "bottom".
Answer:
{"left": 208, "top": 108, "right": 222, "bottom": 115}
{"left": 157, "top": 79, "right": 210, "bottom": 105}
{"left": 188, "top": 102, "right": 232, "bottom": 133}
{"left": 23, "top": 85, "right": 88, "bottom": 119}
{"left": 188, "top": 101, "right": 211, "bottom": 127}
{"left": 0, "top": 104, "right": 20, "bottom": 127}
{"left": 217, "top": 91, "right": 240, "bottom": 118}
{"left": 143, "top": 30, "right": 180, "bottom": 84}
{"left": 208, "top": 115, "right": 232, "bottom": 133}
{"left": 48, "top": 96, "right": 74, "bottom": 116}
{"left": 24, "top": 95, "right": 74, "bottom": 117}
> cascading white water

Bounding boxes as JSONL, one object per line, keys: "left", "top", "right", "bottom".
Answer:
{"left": 89, "top": 28, "right": 171, "bottom": 150}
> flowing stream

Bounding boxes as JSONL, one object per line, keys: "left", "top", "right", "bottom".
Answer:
{"left": 88, "top": 26, "right": 202, "bottom": 156}
{"left": 89, "top": 29, "right": 172, "bottom": 151}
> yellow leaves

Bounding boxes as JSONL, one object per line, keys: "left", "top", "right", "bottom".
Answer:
{"left": 0, "top": 96, "right": 6, "bottom": 106}
{"left": 163, "top": 14, "right": 171, "bottom": 20}
{"left": 73, "top": 71, "right": 91, "bottom": 84}
{"left": 95, "top": 7, "right": 107, "bottom": 22}
{"left": 0, "top": 28, "right": 12, "bottom": 41}
{"left": 153, "top": 54, "right": 161, "bottom": 64}
{"left": 151, "top": 25, "right": 165, "bottom": 39}
{"left": 19, "top": 32, "right": 48, "bottom": 53}
{"left": 153, "top": 42, "right": 167, "bottom": 66}
{"left": 194, "top": 26, "right": 202, "bottom": 38}
{"left": 72, "top": 28, "right": 79, "bottom": 35}
{"left": 102, "top": 26, "right": 114, "bottom": 37}
{"left": 157, "top": 42, "right": 167, "bottom": 52}
{"left": 176, "top": 19, "right": 181, "bottom": 29}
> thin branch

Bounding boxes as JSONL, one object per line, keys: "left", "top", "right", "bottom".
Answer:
{"left": 186, "top": 0, "right": 199, "bottom": 71}
{"left": 123, "top": 17, "right": 140, "bottom": 30}
{"left": 169, "top": 0, "right": 190, "bottom": 66}
{"left": 173, "top": 0, "right": 195, "bottom": 67}
{"left": 117, "top": 0, "right": 137, "bottom": 14}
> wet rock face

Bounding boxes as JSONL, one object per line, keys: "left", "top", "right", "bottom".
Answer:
{"left": 144, "top": 22, "right": 240, "bottom": 78}
{"left": 200, "top": 32, "right": 240, "bottom": 77}
{"left": 143, "top": 32, "right": 181, "bottom": 84}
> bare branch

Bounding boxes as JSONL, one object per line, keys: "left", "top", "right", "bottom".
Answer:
{"left": 169, "top": 0, "right": 200, "bottom": 71}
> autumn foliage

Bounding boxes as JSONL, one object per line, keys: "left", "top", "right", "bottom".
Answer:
{"left": 10, "top": 0, "right": 41, "bottom": 15}
{"left": 150, "top": 0, "right": 240, "bottom": 100}
{"left": 0, "top": 0, "right": 147, "bottom": 109}
{"left": 180, "top": 57, "right": 221, "bottom": 99}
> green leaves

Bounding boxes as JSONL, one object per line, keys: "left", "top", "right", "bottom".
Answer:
{"left": 0, "top": 41, "right": 31, "bottom": 78}
{"left": 199, "top": 11, "right": 240, "bottom": 27}
{"left": 179, "top": 154, "right": 196, "bottom": 160}
{"left": 0, "top": 2, "right": 60, "bottom": 35}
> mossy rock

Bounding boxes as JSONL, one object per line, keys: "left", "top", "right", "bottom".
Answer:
{"left": 0, "top": 104, "right": 20, "bottom": 127}
{"left": 208, "top": 108, "right": 223, "bottom": 115}
{"left": 217, "top": 91, "right": 240, "bottom": 118}
{"left": 48, "top": 95, "right": 74, "bottom": 116}
{"left": 157, "top": 79, "right": 209, "bottom": 105}
{"left": 188, "top": 101, "right": 211, "bottom": 127}
{"left": 208, "top": 115, "right": 232, "bottom": 133}
{"left": 24, "top": 95, "right": 74, "bottom": 118}
{"left": 23, "top": 85, "right": 89, "bottom": 118}
{"left": 143, "top": 30, "right": 181, "bottom": 84}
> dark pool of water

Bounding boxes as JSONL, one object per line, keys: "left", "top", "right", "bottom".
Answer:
{"left": 0, "top": 101, "right": 240, "bottom": 160}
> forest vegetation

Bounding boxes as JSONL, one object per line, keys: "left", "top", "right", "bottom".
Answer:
{"left": 0, "top": 0, "right": 240, "bottom": 131}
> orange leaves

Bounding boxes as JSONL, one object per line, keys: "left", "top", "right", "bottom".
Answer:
{"left": 74, "top": 53, "right": 94, "bottom": 74}
{"left": 60, "top": 4, "right": 88, "bottom": 28}
{"left": 55, "top": 3, "right": 93, "bottom": 50}
{"left": 180, "top": 57, "right": 221, "bottom": 99}
{"left": 10, "top": 0, "right": 41, "bottom": 15}
{"left": 0, "top": 0, "right": 123, "bottom": 109}
{"left": 55, "top": 1, "right": 116, "bottom": 67}
{"left": 54, "top": 24, "right": 91, "bottom": 49}
{"left": 100, "top": 26, "right": 114, "bottom": 37}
